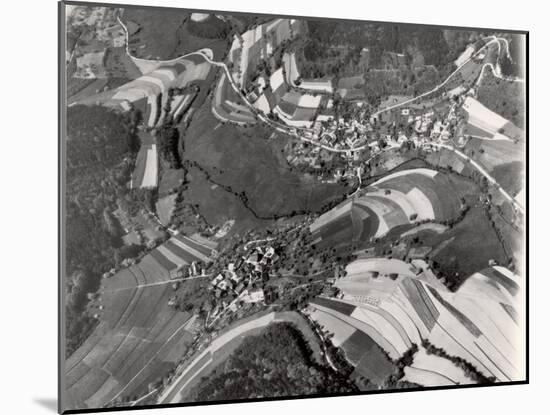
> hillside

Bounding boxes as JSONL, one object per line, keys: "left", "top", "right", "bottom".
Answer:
{"left": 187, "top": 322, "right": 357, "bottom": 401}
{"left": 65, "top": 105, "right": 141, "bottom": 357}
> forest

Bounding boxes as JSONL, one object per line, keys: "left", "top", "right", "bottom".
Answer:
{"left": 65, "top": 104, "right": 142, "bottom": 357}
{"left": 190, "top": 323, "right": 357, "bottom": 401}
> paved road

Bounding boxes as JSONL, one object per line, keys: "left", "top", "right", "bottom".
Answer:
{"left": 101, "top": 274, "right": 210, "bottom": 294}
{"left": 372, "top": 37, "right": 502, "bottom": 117}
{"left": 157, "top": 312, "right": 280, "bottom": 403}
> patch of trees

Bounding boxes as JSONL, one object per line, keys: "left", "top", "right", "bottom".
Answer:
{"left": 185, "top": 16, "right": 231, "bottom": 39}
{"left": 158, "top": 122, "right": 182, "bottom": 169}
{"left": 66, "top": 105, "right": 140, "bottom": 173}
{"left": 422, "top": 339, "right": 496, "bottom": 384}
{"left": 303, "top": 21, "right": 455, "bottom": 70}
{"left": 65, "top": 104, "right": 142, "bottom": 357}
{"left": 500, "top": 34, "right": 524, "bottom": 78}
{"left": 190, "top": 323, "right": 357, "bottom": 401}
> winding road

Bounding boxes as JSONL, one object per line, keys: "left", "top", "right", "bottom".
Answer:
{"left": 116, "top": 17, "right": 525, "bottom": 217}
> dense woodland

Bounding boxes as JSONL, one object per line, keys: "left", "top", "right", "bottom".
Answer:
{"left": 65, "top": 105, "right": 142, "bottom": 357}
{"left": 190, "top": 323, "right": 357, "bottom": 401}
{"left": 299, "top": 20, "right": 478, "bottom": 94}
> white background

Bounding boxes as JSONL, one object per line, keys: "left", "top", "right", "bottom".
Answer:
{"left": 0, "top": 0, "right": 545, "bottom": 413}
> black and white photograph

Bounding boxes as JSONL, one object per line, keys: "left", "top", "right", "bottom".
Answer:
{"left": 58, "top": 0, "right": 528, "bottom": 413}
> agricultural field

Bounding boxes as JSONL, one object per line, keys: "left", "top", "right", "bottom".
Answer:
{"left": 477, "top": 72, "right": 525, "bottom": 129}
{"left": 228, "top": 18, "right": 302, "bottom": 87}
{"left": 212, "top": 73, "right": 256, "bottom": 125}
{"left": 75, "top": 56, "right": 211, "bottom": 114}
{"left": 65, "top": 227, "right": 218, "bottom": 409}
{"left": 463, "top": 137, "right": 525, "bottom": 196}
{"left": 310, "top": 168, "right": 476, "bottom": 249}
{"left": 158, "top": 311, "right": 338, "bottom": 404}
{"left": 121, "top": 9, "right": 229, "bottom": 61}
{"left": 63, "top": 4, "right": 526, "bottom": 412}
{"left": 182, "top": 101, "right": 348, "bottom": 223}
{"left": 65, "top": 266, "right": 204, "bottom": 409}
{"left": 308, "top": 257, "right": 524, "bottom": 387}
{"left": 156, "top": 194, "right": 177, "bottom": 225}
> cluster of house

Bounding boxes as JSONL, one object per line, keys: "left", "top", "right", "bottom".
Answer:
{"left": 209, "top": 245, "right": 278, "bottom": 305}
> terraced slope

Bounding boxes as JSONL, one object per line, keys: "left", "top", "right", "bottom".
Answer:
{"left": 308, "top": 258, "right": 524, "bottom": 387}
{"left": 310, "top": 168, "right": 473, "bottom": 247}
{"left": 64, "top": 235, "right": 217, "bottom": 411}
{"left": 74, "top": 57, "right": 211, "bottom": 128}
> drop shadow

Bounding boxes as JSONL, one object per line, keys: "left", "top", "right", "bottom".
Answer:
{"left": 34, "top": 398, "right": 57, "bottom": 413}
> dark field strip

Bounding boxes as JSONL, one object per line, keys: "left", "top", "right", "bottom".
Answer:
{"left": 175, "top": 235, "right": 215, "bottom": 258}
{"left": 353, "top": 344, "right": 395, "bottom": 385}
{"left": 149, "top": 248, "right": 178, "bottom": 271}
{"left": 369, "top": 195, "right": 408, "bottom": 226}
{"left": 483, "top": 267, "right": 519, "bottom": 296}
{"left": 131, "top": 144, "right": 148, "bottom": 188}
{"left": 341, "top": 330, "right": 377, "bottom": 365}
{"left": 353, "top": 203, "right": 379, "bottom": 241}
{"left": 310, "top": 297, "right": 356, "bottom": 316}
{"left": 372, "top": 305, "right": 413, "bottom": 347}
{"left": 427, "top": 286, "right": 482, "bottom": 337}
{"left": 400, "top": 278, "right": 438, "bottom": 331}
{"left": 500, "top": 302, "right": 519, "bottom": 325}
{"left": 316, "top": 211, "right": 353, "bottom": 239}
{"left": 164, "top": 240, "right": 198, "bottom": 264}
{"left": 411, "top": 279, "right": 440, "bottom": 320}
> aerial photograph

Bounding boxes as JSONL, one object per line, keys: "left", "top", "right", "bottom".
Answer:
{"left": 60, "top": 1, "right": 527, "bottom": 412}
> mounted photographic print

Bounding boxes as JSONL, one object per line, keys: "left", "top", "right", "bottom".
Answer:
{"left": 59, "top": 0, "right": 528, "bottom": 413}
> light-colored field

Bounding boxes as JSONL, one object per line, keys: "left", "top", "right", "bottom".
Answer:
{"left": 170, "top": 236, "right": 212, "bottom": 263}
{"left": 411, "top": 348, "right": 472, "bottom": 385}
{"left": 455, "top": 45, "right": 475, "bottom": 67}
{"left": 309, "top": 308, "right": 355, "bottom": 346}
{"left": 350, "top": 306, "right": 411, "bottom": 354}
{"left": 297, "top": 94, "right": 322, "bottom": 108}
{"left": 346, "top": 258, "right": 417, "bottom": 278}
{"left": 299, "top": 79, "right": 333, "bottom": 93}
{"left": 270, "top": 67, "right": 285, "bottom": 93}
{"left": 456, "top": 271, "right": 518, "bottom": 306}
{"left": 320, "top": 258, "right": 524, "bottom": 383}
{"left": 401, "top": 223, "right": 448, "bottom": 237}
{"left": 403, "top": 366, "right": 456, "bottom": 386}
{"left": 407, "top": 187, "right": 435, "bottom": 220}
{"left": 309, "top": 300, "right": 400, "bottom": 359}
{"left": 462, "top": 96, "right": 509, "bottom": 136}
{"left": 157, "top": 245, "right": 188, "bottom": 267}
{"left": 310, "top": 200, "right": 352, "bottom": 232}
{"left": 312, "top": 167, "right": 465, "bottom": 240}
{"left": 335, "top": 270, "right": 399, "bottom": 300}
{"left": 190, "top": 13, "right": 209, "bottom": 22}
{"left": 371, "top": 168, "right": 438, "bottom": 186}
{"left": 141, "top": 144, "right": 158, "bottom": 188}
{"left": 282, "top": 53, "right": 300, "bottom": 85}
